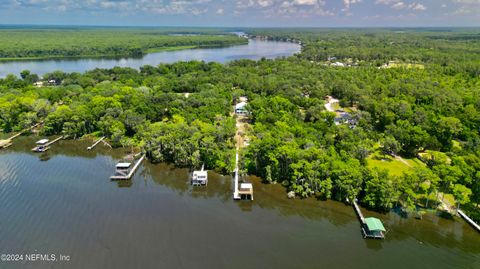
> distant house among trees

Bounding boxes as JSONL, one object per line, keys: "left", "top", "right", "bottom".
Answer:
{"left": 235, "top": 97, "right": 249, "bottom": 115}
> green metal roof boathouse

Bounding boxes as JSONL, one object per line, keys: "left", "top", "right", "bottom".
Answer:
{"left": 362, "top": 217, "right": 386, "bottom": 239}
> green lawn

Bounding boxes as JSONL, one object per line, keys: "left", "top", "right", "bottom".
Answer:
{"left": 367, "top": 151, "right": 424, "bottom": 176}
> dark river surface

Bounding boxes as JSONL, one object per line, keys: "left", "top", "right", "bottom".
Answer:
{"left": 0, "top": 39, "right": 301, "bottom": 78}
{"left": 0, "top": 137, "right": 479, "bottom": 269}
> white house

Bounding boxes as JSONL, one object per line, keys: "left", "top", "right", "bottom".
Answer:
{"left": 235, "top": 102, "right": 248, "bottom": 115}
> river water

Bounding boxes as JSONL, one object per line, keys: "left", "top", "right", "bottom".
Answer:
{"left": 0, "top": 137, "right": 478, "bottom": 269}
{"left": 0, "top": 39, "right": 301, "bottom": 77}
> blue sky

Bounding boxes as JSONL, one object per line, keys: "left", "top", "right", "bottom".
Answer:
{"left": 0, "top": 0, "right": 478, "bottom": 27}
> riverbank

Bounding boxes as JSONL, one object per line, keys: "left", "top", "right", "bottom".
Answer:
{"left": 0, "top": 38, "right": 300, "bottom": 77}
{"left": 0, "top": 27, "right": 247, "bottom": 62}
{"left": 0, "top": 43, "right": 249, "bottom": 62}
{"left": 0, "top": 137, "right": 478, "bottom": 269}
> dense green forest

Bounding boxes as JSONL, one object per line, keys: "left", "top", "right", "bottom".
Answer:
{"left": 0, "top": 28, "right": 479, "bottom": 221}
{"left": 0, "top": 27, "right": 246, "bottom": 59}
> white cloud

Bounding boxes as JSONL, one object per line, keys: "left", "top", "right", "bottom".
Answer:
{"left": 453, "top": 0, "right": 480, "bottom": 4}
{"left": 451, "top": 0, "right": 480, "bottom": 16}
{"left": 378, "top": 1, "right": 426, "bottom": 11}
{"left": 343, "top": 0, "right": 361, "bottom": 9}
{"left": 391, "top": 1, "right": 405, "bottom": 9}
{"left": 410, "top": 3, "right": 426, "bottom": 11}
{"left": 375, "top": 0, "right": 401, "bottom": 5}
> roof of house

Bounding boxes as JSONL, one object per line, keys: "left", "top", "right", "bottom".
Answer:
{"left": 365, "top": 217, "right": 386, "bottom": 232}
{"left": 235, "top": 102, "right": 247, "bottom": 110}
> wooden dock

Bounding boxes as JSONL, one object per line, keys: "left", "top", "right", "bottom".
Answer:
{"left": 353, "top": 199, "right": 366, "bottom": 224}
{"left": 45, "top": 136, "right": 63, "bottom": 147}
{"left": 352, "top": 199, "right": 386, "bottom": 239}
{"left": 0, "top": 139, "right": 13, "bottom": 149}
{"left": 87, "top": 136, "right": 105, "bottom": 150}
{"left": 458, "top": 209, "right": 480, "bottom": 232}
{"left": 232, "top": 152, "right": 253, "bottom": 200}
{"left": 32, "top": 136, "right": 63, "bottom": 152}
{"left": 110, "top": 154, "right": 145, "bottom": 180}
{"left": 0, "top": 123, "right": 41, "bottom": 149}
{"left": 233, "top": 153, "right": 240, "bottom": 199}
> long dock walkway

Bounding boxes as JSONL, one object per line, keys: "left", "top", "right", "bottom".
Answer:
{"left": 87, "top": 136, "right": 105, "bottom": 150}
{"left": 353, "top": 199, "right": 366, "bottom": 225}
{"left": 111, "top": 154, "right": 145, "bottom": 180}
{"left": 0, "top": 123, "right": 41, "bottom": 149}
{"left": 458, "top": 210, "right": 480, "bottom": 232}
{"left": 233, "top": 152, "right": 240, "bottom": 199}
{"left": 45, "top": 136, "right": 63, "bottom": 147}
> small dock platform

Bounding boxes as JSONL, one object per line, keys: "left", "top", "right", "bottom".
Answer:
{"left": 238, "top": 183, "right": 254, "bottom": 200}
{"left": 32, "top": 136, "right": 63, "bottom": 152}
{"left": 352, "top": 199, "right": 386, "bottom": 239}
{"left": 87, "top": 136, "right": 105, "bottom": 150}
{"left": 110, "top": 154, "right": 145, "bottom": 180}
{"left": 458, "top": 209, "right": 480, "bottom": 233}
{"left": 192, "top": 164, "right": 208, "bottom": 186}
{"left": 0, "top": 139, "right": 13, "bottom": 149}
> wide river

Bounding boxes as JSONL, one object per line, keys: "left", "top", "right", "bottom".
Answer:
{"left": 0, "top": 38, "right": 301, "bottom": 77}
{"left": 0, "top": 137, "right": 479, "bottom": 269}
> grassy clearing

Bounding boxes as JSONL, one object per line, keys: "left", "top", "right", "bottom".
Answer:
{"left": 366, "top": 150, "right": 424, "bottom": 176}
{"left": 387, "top": 62, "right": 425, "bottom": 69}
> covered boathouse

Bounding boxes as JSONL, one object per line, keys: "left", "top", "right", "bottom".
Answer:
{"left": 362, "top": 217, "right": 386, "bottom": 239}
{"left": 192, "top": 165, "right": 208, "bottom": 186}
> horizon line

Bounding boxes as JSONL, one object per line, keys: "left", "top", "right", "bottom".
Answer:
{"left": 0, "top": 23, "right": 479, "bottom": 29}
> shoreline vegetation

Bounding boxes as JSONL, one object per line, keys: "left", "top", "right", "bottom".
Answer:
{"left": 0, "top": 45, "right": 220, "bottom": 62}
{"left": 0, "top": 27, "right": 479, "bottom": 225}
{"left": 0, "top": 27, "right": 247, "bottom": 61}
